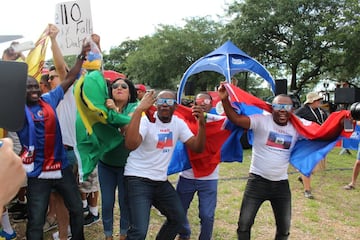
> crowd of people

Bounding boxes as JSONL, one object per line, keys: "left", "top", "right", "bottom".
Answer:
{"left": 0, "top": 24, "right": 358, "bottom": 240}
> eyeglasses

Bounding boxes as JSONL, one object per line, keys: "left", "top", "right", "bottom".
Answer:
{"left": 272, "top": 104, "right": 293, "bottom": 112}
{"left": 195, "top": 98, "right": 211, "bottom": 105}
{"left": 111, "top": 82, "right": 128, "bottom": 90}
{"left": 49, "top": 75, "right": 59, "bottom": 80}
{"left": 156, "top": 98, "right": 177, "bottom": 106}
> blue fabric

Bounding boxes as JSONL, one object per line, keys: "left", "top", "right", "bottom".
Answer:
{"left": 98, "top": 161, "right": 129, "bottom": 237}
{"left": 26, "top": 166, "right": 83, "bottom": 240}
{"left": 168, "top": 141, "right": 192, "bottom": 175}
{"left": 176, "top": 176, "right": 217, "bottom": 240}
{"left": 177, "top": 40, "right": 275, "bottom": 103}
{"left": 125, "top": 176, "right": 186, "bottom": 240}
{"left": 342, "top": 124, "right": 360, "bottom": 150}
{"left": 290, "top": 138, "right": 338, "bottom": 177}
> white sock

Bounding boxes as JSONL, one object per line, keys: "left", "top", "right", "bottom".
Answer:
{"left": 1, "top": 210, "right": 14, "bottom": 234}
{"left": 89, "top": 206, "right": 98, "bottom": 216}
{"left": 18, "top": 197, "right": 26, "bottom": 204}
{"left": 82, "top": 200, "right": 88, "bottom": 208}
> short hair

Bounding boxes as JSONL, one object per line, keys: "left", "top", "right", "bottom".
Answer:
{"left": 49, "top": 65, "right": 56, "bottom": 71}
{"left": 196, "top": 91, "right": 212, "bottom": 100}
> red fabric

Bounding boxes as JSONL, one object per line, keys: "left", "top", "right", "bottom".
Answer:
{"left": 175, "top": 104, "right": 230, "bottom": 177}
{"left": 103, "top": 70, "right": 126, "bottom": 83}
{"left": 135, "top": 84, "right": 147, "bottom": 92}
{"left": 39, "top": 100, "right": 61, "bottom": 172}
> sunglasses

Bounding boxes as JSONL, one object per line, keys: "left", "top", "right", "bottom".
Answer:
{"left": 111, "top": 82, "right": 128, "bottom": 90}
{"left": 49, "top": 75, "right": 59, "bottom": 80}
{"left": 156, "top": 98, "right": 177, "bottom": 106}
{"left": 195, "top": 98, "right": 211, "bottom": 105}
{"left": 272, "top": 104, "right": 293, "bottom": 112}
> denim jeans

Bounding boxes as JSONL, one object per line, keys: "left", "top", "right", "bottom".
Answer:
{"left": 125, "top": 176, "right": 186, "bottom": 240}
{"left": 237, "top": 173, "right": 291, "bottom": 240}
{"left": 176, "top": 176, "right": 217, "bottom": 240}
{"left": 26, "top": 166, "right": 84, "bottom": 240}
{"left": 98, "top": 161, "right": 129, "bottom": 237}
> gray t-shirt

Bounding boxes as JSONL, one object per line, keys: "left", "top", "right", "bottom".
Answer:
{"left": 7, "top": 131, "right": 22, "bottom": 155}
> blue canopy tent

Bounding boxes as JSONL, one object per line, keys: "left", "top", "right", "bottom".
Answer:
{"left": 177, "top": 40, "right": 275, "bottom": 103}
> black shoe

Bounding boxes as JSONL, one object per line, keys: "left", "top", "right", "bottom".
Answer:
{"left": 304, "top": 190, "right": 314, "bottom": 199}
{"left": 297, "top": 176, "right": 303, "bottom": 185}
{"left": 8, "top": 201, "right": 26, "bottom": 215}
{"left": 83, "top": 212, "right": 100, "bottom": 227}
{"left": 12, "top": 210, "right": 28, "bottom": 222}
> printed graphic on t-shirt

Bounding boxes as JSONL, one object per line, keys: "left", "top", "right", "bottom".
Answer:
{"left": 156, "top": 132, "right": 173, "bottom": 149}
{"left": 266, "top": 131, "right": 292, "bottom": 149}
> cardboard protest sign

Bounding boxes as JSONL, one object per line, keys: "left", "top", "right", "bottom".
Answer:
{"left": 0, "top": 61, "right": 27, "bottom": 131}
{"left": 55, "top": 0, "right": 93, "bottom": 56}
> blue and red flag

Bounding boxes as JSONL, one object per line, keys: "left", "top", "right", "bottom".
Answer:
{"left": 168, "top": 104, "right": 233, "bottom": 177}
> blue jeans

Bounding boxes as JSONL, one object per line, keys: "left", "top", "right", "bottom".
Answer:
{"left": 66, "top": 149, "right": 79, "bottom": 177}
{"left": 98, "top": 161, "right": 129, "bottom": 237}
{"left": 176, "top": 176, "right": 217, "bottom": 240}
{"left": 26, "top": 166, "right": 84, "bottom": 240}
{"left": 237, "top": 173, "right": 291, "bottom": 240}
{"left": 125, "top": 176, "right": 186, "bottom": 240}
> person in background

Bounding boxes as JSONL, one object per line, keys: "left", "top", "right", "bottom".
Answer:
{"left": 176, "top": 92, "right": 218, "bottom": 240}
{"left": 343, "top": 142, "right": 360, "bottom": 190}
{"left": 17, "top": 41, "right": 90, "bottom": 240}
{"left": 1, "top": 42, "right": 26, "bottom": 61}
{"left": 124, "top": 90, "right": 206, "bottom": 240}
{"left": 135, "top": 84, "right": 147, "bottom": 101}
{"left": 100, "top": 77, "right": 138, "bottom": 240}
{"left": 44, "top": 24, "right": 74, "bottom": 240}
{"left": 39, "top": 74, "right": 51, "bottom": 94}
{"left": 295, "top": 92, "right": 328, "bottom": 199}
{"left": 76, "top": 33, "right": 102, "bottom": 229}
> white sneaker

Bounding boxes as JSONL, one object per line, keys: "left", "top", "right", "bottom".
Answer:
{"left": 52, "top": 226, "right": 72, "bottom": 240}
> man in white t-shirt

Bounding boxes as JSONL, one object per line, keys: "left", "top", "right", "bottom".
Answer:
{"left": 124, "top": 90, "right": 206, "bottom": 240}
{"left": 218, "top": 84, "right": 300, "bottom": 240}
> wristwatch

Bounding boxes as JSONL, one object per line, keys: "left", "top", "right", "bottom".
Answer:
{"left": 77, "top": 54, "right": 87, "bottom": 61}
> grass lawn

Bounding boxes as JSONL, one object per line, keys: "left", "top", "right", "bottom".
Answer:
{"left": 13, "top": 146, "right": 360, "bottom": 239}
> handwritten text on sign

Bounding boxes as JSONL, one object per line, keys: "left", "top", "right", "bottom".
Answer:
{"left": 55, "top": 0, "right": 93, "bottom": 56}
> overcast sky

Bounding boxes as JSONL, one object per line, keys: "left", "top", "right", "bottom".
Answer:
{"left": 0, "top": 0, "right": 229, "bottom": 56}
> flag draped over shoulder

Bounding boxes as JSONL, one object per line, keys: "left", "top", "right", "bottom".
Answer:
{"left": 73, "top": 70, "right": 131, "bottom": 181}
{"left": 223, "top": 83, "right": 352, "bottom": 176}
{"left": 168, "top": 105, "right": 235, "bottom": 177}
{"left": 26, "top": 26, "right": 49, "bottom": 82}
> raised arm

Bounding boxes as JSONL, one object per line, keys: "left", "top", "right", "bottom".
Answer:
{"left": 125, "top": 91, "right": 156, "bottom": 150}
{"left": 60, "top": 41, "right": 90, "bottom": 93}
{"left": 184, "top": 104, "right": 206, "bottom": 152}
{"left": 218, "top": 82, "right": 251, "bottom": 129}
{"left": 48, "top": 24, "right": 68, "bottom": 81}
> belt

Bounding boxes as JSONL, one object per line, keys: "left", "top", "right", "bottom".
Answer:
{"left": 64, "top": 145, "right": 74, "bottom": 151}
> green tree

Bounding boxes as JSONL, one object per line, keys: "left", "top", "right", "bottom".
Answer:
{"left": 110, "top": 17, "right": 225, "bottom": 91}
{"left": 225, "top": 0, "right": 360, "bottom": 95}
